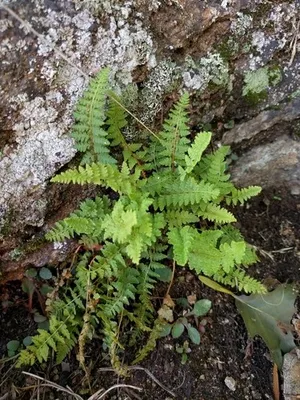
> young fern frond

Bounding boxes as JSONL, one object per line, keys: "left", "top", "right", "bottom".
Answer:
{"left": 72, "top": 68, "right": 116, "bottom": 165}
{"left": 151, "top": 92, "right": 190, "bottom": 170}
{"left": 226, "top": 186, "right": 262, "bottom": 205}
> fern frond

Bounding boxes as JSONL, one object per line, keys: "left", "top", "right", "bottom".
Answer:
{"left": 165, "top": 210, "right": 198, "bottom": 227}
{"left": 133, "top": 318, "right": 166, "bottom": 364}
{"left": 214, "top": 269, "right": 266, "bottom": 294}
{"left": 197, "top": 203, "right": 236, "bottom": 223}
{"left": 72, "top": 68, "right": 116, "bottom": 165}
{"left": 180, "top": 131, "right": 212, "bottom": 179}
{"left": 155, "top": 92, "right": 190, "bottom": 169}
{"left": 168, "top": 226, "right": 195, "bottom": 266}
{"left": 196, "top": 145, "right": 230, "bottom": 184}
{"left": 226, "top": 186, "right": 262, "bottom": 205}
{"left": 155, "top": 177, "right": 220, "bottom": 210}
{"left": 51, "top": 162, "right": 138, "bottom": 195}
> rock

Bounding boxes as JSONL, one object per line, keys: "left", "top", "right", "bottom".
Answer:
{"left": 230, "top": 135, "right": 300, "bottom": 193}
{"left": 283, "top": 349, "right": 300, "bottom": 400}
{"left": 223, "top": 97, "right": 300, "bottom": 145}
{"left": 224, "top": 376, "right": 236, "bottom": 391}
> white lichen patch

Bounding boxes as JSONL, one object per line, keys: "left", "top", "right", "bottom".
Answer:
{"left": 183, "top": 53, "right": 229, "bottom": 92}
{"left": 139, "top": 60, "right": 179, "bottom": 123}
{"left": 230, "top": 12, "right": 252, "bottom": 36}
{"left": 0, "top": 0, "right": 157, "bottom": 229}
{"left": 0, "top": 96, "right": 76, "bottom": 227}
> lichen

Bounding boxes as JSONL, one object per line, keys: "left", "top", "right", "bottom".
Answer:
{"left": 183, "top": 53, "right": 229, "bottom": 92}
{"left": 242, "top": 66, "right": 282, "bottom": 102}
{"left": 230, "top": 12, "right": 253, "bottom": 36}
{"left": 138, "top": 60, "right": 180, "bottom": 124}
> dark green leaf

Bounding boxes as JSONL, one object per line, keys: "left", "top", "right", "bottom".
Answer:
{"left": 34, "top": 314, "right": 47, "bottom": 323}
{"left": 38, "top": 320, "right": 50, "bottom": 331}
{"left": 25, "top": 268, "right": 37, "bottom": 278}
{"left": 23, "top": 336, "right": 33, "bottom": 347}
{"left": 186, "top": 324, "right": 201, "bottom": 345}
{"left": 193, "top": 299, "right": 212, "bottom": 316}
{"left": 159, "top": 324, "right": 172, "bottom": 337}
{"left": 21, "top": 278, "right": 35, "bottom": 295}
{"left": 40, "top": 284, "right": 53, "bottom": 296}
{"left": 156, "top": 267, "right": 172, "bottom": 282}
{"left": 235, "top": 284, "right": 297, "bottom": 369}
{"left": 7, "top": 340, "right": 20, "bottom": 352}
{"left": 39, "top": 267, "right": 52, "bottom": 280}
{"left": 171, "top": 322, "right": 185, "bottom": 339}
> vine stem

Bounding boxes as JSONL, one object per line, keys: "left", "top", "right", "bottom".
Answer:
{"left": 0, "top": 2, "right": 161, "bottom": 142}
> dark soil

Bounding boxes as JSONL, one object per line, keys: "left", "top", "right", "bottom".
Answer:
{"left": 0, "top": 188, "right": 299, "bottom": 400}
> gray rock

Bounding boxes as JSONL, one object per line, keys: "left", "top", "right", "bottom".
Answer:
{"left": 283, "top": 350, "right": 300, "bottom": 400}
{"left": 230, "top": 135, "right": 300, "bottom": 193}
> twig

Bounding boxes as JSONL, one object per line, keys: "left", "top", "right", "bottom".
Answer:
{"left": 21, "top": 372, "right": 83, "bottom": 400}
{"left": 98, "top": 366, "right": 176, "bottom": 397}
{"left": 0, "top": 2, "right": 161, "bottom": 141}
{"left": 88, "top": 384, "right": 142, "bottom": 400}
{"left": 165, "top": 260, "right": 176, "bottom": 298}
{"left": 289, "top": 17, "right": 300, "bottom": 67}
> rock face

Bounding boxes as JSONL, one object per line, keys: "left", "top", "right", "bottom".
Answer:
{"left": 0, "top": 0, "right": 300, "bottom": 276}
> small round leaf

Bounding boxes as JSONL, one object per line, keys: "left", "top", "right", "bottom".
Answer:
{"left": 171, "top": 322, "right": 185, "bottom": 339}
{"left": 25, "top": 268, "right": 37, "bottom": 278}
{"left": 34, "top": 314, "right": 47, "bottom": 323}
{"left": 39, "top": 267, "right": 52, "bottom": 280}
{"left": 187, "top": 325, "right": 201, "bottom": 345}
{"left": 38, "top": 320, "right": 50, "bottom": 331}
{"left": 23, "top": 336, "right": 33, "bottom": 347}
{"left": 40, "top": 284, "right": 53, "bottom": 296}
{"left": 193, "top": 299, "right": 212, "bottom": 317}
{"left": 159, "top": 324, "right": 172, "bottom": 337}
{"left": 7, "top": 340, "right": 20, "bottom": 352}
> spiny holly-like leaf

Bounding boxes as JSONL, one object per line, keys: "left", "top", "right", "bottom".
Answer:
{"left": 235, "top": 284, "right": 297, "bottom": 369}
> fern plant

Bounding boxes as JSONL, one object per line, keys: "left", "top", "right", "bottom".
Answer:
{"left": 17, "top": 70, "right": 264, "bottom": 371}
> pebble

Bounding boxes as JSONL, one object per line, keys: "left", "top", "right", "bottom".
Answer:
{"left": 225, "top": 376, "right": 236, "bottom": 391}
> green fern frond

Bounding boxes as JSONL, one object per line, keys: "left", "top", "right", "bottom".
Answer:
{"left": 214, "top": 269, "right": 266, "bottom": 294}
{"left": 155, "top": 92, "right": 190, "bottom": 169}
{"left": 226, "top": 186, "right": 262, "bottom": 205}
{"left": 72, "top": 68, "right": 116, "bottom": 165}
{"left": 51, "top": 162, "right": 138, "bottom": 195}
{"left": 155, "top": 177, "right": 220, "bottom": 210}
{"left": 196, "top": 145, "right": 230, "bottom": 184}
{"left": 165, "top": 210, "right": 199, "bottom": 227}
{"left": 168, "top": 226, "right": 195, "bottom": 266}
{"left": 180, "top": 131, "right": 212, "bottom": 179}
{"left": 197, "top": 203, "right": 236, "bottom": 223}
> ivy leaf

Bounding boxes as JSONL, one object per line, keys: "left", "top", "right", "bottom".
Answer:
{"left": 235, "top": 284, "right": 297, "bottom": 369}
{"left": 186, "top": 324, "right": 201, "bottom": 345}
{"left": 172, "top": 322, "right": 185, "bottom": 338}
{"left": 193, "top": 299, "right": 212, "bottom": 317}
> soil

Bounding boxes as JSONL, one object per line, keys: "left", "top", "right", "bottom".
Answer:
{"left": 0, "top": 188, "right": 299, "bottom": 400}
